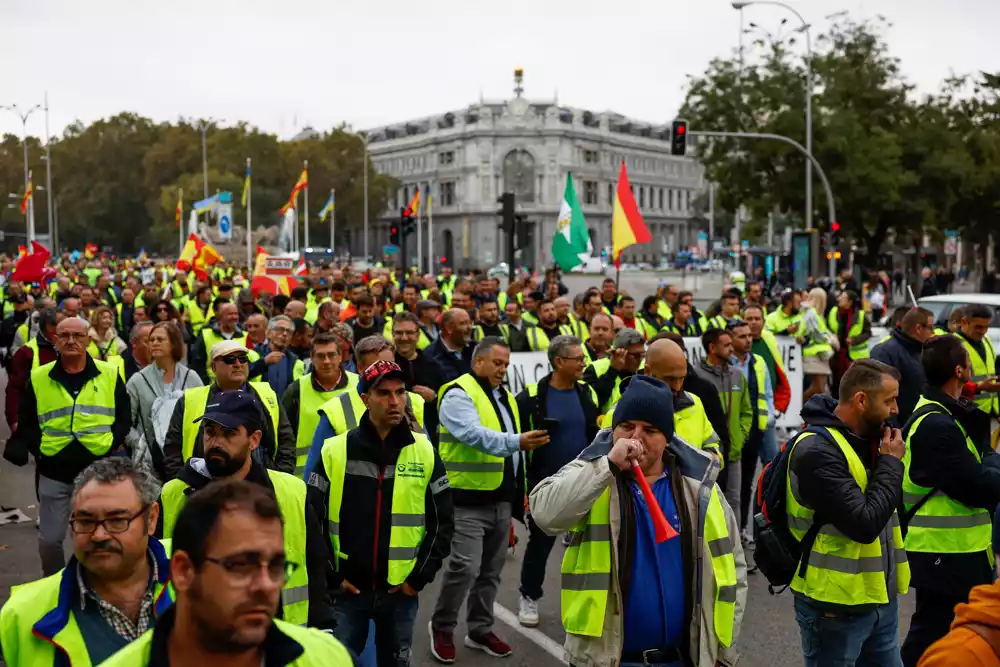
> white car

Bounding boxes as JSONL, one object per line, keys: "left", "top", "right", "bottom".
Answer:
{"left": 870, "top": 293, "right": 1000, "bottom": 350}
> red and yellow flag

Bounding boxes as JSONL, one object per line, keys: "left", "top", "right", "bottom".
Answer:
{"left": 404, "top": 187, "right": 421, "bottom": 217}
{"left": 611, "top": 162, "right": 651, "bottom": 268}
{"left": 175, "top": 190, "right": 183, "bottom": 228}
{"left": 85, "top": 243, "right": 99, "bottom": 259}
{"left": 279, "top": 168, "right": 309, "bottom": 215}
{"left": 19, "top": 172, "right": 32, "bottom": 215}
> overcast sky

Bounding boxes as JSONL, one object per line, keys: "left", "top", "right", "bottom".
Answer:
{"left": 2, "top": 0, "right": 998, "bottom": 141}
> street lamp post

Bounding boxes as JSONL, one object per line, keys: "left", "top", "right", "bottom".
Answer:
{"left": 1, "top": 103, "right": 42, "bottom": 243}
{"left": 732, "top": 1, "right": 813, "bottom": 232}
{"left": 356, "top": 131, "right": 373, "bottom": 262}
{"left": 196, "top": 119, "right": 214, "bottom": 199}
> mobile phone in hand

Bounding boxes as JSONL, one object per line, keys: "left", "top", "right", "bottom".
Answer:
{"left": 541, "top": 417, "right": 560, "bottom": 434}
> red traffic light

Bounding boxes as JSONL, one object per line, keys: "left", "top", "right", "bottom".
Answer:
{"left": 676, "top": 125, "right": 686, "bottom": 135}
{"left": 391, "top": 226, "right": 398, "bottom": 233}
{"left": 831, "top": 221, "right": 841, "bottom": 232}
{"left": 440, "top": 256, "right": 447, "bottom": 263}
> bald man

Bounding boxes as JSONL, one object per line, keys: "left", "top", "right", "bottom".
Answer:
{"left": 284, "top": 299, "right": 307, "bottom": 321}
{"left": 602, "top": 338, "right": 722, "bottom": 463}
{"left": 425, "top": 308, "right": 475, "bottom": 383}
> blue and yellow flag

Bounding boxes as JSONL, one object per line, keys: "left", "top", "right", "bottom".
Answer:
{"left": 319, "top": 190, "right": 335, "bottom": 221}
{"left": 241, "top": 159, "right": 251, "bottom": 208}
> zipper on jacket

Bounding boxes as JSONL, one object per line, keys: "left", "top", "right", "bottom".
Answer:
{"left": 372, "top": 465, "right": 385, "bottom": 590}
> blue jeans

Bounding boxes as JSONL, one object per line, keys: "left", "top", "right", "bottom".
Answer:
{"left": 331, "top": 589, "right": 420, "bottom": 667}
{"left": 760, "top": 425, "right": 779, "bottom": 465}
{"left": 794, "top": 597, "right": 902, "bottom": 667}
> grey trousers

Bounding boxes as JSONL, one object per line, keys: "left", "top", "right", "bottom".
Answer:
{"left": 724, "top": 459, "right": 741, "bottom": 524}
{"left": 432, "top": 502, "right": 511, "bottom": 637}
{"left": 38, "top": 475, "right": 74, "bottom": 576}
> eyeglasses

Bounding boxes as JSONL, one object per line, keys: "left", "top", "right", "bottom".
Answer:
{"left": 204, "top": 553, "right": 299, "bottom": 586}
{"left": 394, "top": 329, "right": 419, "bottom": 337}
{"left": 57, "top": 332, "right": 89, "bottom": 342}
{"left": 71, "top": 506, "right": 148, "bottom": 534}
{"left": 558, "top": 355, "right": 586, "bottom": 363}
{"left": 273, "top": 327, "right": 294, "bottom": 335}
{"left": 218, "top": 354, "right": 249, "bottom": 365}
{"left": 312, "top": 352, "right": 340, "bottom": 362}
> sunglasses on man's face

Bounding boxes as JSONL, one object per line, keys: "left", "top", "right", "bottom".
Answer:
{"left": 218, "top": 354, "right": 249, "bottom": 365}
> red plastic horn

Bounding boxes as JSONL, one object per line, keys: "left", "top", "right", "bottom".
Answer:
{"left": 631, "top": 462, "right": 679, "bottom": 543}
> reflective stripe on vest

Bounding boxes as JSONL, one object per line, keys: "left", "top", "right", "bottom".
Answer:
{"left": 160, "top": 470, "right": 310, "bottom": 625}
{"left": 437, "top": 374, "right": 520, "bottom": 491}
{"left": 751, "top": 354, "right": 769, "bottom": 431}
{"left": 181, "top": 383, "right": 280, "bottom": 461}
{"left": 295, "top": 373, "right": 358, "bottom": 477}
{"left": 829, "top": 310, "right": 869, "bottom": 360}
{"left": 31, "top": 359, "right": 119, "bottom": 457}
{"left": 960, "top": 336, "right": 998, "bottom": 415}
{"left": 319, "top": 390, "right": 367, "bottom": 435}
{"left": 674, "top": 392, "right": 721, "bottom": 457}
{"left": 786, "top": 428, "right": 910, "bottom": 605}
{"left": 526, "top": 326, "right": 550, "bottom": 352}
{"left": 559, "top": 483, "right": 737, "bottom": 646}
{"left": 322, "top": 431, "right": 437, "bottom": 585}
{"left": 26, "top": 338, "right": 41, "bottom": 371}
{"left": 902, "top": 396, "right": 993, "bottom": 556}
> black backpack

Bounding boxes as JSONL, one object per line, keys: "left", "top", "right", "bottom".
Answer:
{"left": 751, "top": 426, "right": 833, "bottom": 593}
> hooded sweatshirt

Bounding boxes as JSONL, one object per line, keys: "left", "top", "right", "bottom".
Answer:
{"left": 919, "top": 582, "right": 1000, "bottom": 666}
{"left": 691, "top": 359, "right": 752, "bottom": 462}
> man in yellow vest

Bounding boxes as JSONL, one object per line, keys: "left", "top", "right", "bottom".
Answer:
{"left": 786, "top": 359, "right": 909, "bottom": 665}
{"left": 957, "top": 304, "right": 1000, "bottom": 418}
{"left": 8, "top": 316, "right": 130, "bottom": 575}
{"left": 530, "top": 375, "right": 747, "bottom": 667}
{"left": 103, "top": 479, "right": 354, "bottom": 666}
{"left": 0, "top": 458, "right": 174, "bottom": 666}
{"left": 163, "top": 340, "right": 296, "bottom": 480}
{"left": 900, "top": 334, "right": 1000, "bottom": 665}
{"left": 429, "top": 337, "right": 550, "bottom": 662}
{"left": 190, "top": 302, "right": 247, "bottom": 383}
{"left": 156, "top": 390, "right": 333, "bottom": 630}
{"left": 765, "top": 290, "right": 803, "bottom": 337}
{"left": 184, "top": 285, "right": 214, "bottom": 336}
{"left": 513, "top": 334, "right": 600, "bottom": 628}
{"left": 282, "top": 331, "right": 357, "bottom": 476}
{"left": 308, "top": 359, "right": 454, "bottom": 663}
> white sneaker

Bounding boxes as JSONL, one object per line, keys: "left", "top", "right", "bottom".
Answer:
{"left": 517, "top": 595, "right": 539, "bottom": 627}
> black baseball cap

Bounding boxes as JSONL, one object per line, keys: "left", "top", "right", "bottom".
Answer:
{"left": 360, "top": 359, "right": 406, "bottom": 394}
{"left": 193, "top": 390, "right": 263, "bottom": 431}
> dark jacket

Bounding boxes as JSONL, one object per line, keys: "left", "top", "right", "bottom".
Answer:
{"left": 790, "top": 394, "right": 904, "bottom": 611}
{"left": 0, "top": 311, "right": 28, "bottom": 358}
{"left": 155, "top": 458, "right": 335, "bottom": 630}
{"left": 683, "top": 361, "right": 731, "bottom": 462}
{"left": 249, "top": 342, "right": 302, "bottom": 397}
{"left": 870, "top": 328, "right": 926, "bottom": 425}
{"left": 395, "top": 349, "right": 445, "bottom": 444}
{"left": 162, "top": 382, "right": 297, "bottom": 480}
{"left": 344, "top": 315, "right": 385, "bottom": 343}
{"left": 5, "top": 333, "right": 58, "bottom": 428}
{"left": 516, "top": 373, "right": 601, "bottom": 490}
{"left": 904, "top": 388, "right": 1000, "bottom": 596}
{"left": 307, "top": 413, "right": 454, "bottom": 593}
{"left": 10, "top": 355, "right": 130, "bottom": 482}
{"left": 424, "top": 337, "right": 473, "bottom": 384}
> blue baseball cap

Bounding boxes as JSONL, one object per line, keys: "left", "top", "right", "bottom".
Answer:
{"left": 193, "top": 390, "right": 263, "bottom": 431}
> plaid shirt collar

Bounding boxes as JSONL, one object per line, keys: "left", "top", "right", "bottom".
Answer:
{"left": 76, "top": 547, "right": 159, "bottom": 642}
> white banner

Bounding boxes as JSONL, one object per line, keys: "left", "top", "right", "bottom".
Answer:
{"left": 506, "top": 335, "right": 805, "bottom": 428}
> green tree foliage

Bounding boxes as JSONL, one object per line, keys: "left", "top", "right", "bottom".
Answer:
{"left": 0, "top": 116, "right": 397, "bottom": 256}
{"left": 680, "top": 15, "right": 1000, "bottom": 262}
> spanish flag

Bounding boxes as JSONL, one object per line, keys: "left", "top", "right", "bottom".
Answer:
{"left": 279, "top": 168, "right": 309, "bottom": 215}
{"left": 404, "top": 187, "right": 420, "bottom": 217}
{"left": 611, "top": 162, "right": 651, "bottom": 268}
{"left": 85, "top": 243, "right": 99, "bottom": 259}
{"left": 19, "top": 171, "right": 32, "bottom": 215}
{"left": 175, "top": 190, "right": 183, "bottom": 228}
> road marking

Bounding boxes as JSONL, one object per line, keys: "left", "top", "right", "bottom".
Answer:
{"left": 492, "top": 602, "right": 568, "bottom": 664}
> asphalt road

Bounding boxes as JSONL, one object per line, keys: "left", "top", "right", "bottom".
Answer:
{"left": 0, "top": 358, "right": 918, "bottom": 667}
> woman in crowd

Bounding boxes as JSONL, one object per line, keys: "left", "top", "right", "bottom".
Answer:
{"left": 801, "top": 287, "right": 835, "bottom": 402}
{"left": 151, "top": 299, "right": 191, "bottom": 360}
{"left": 87, "top": 305, "right": 127, "bottom": 360}
{"left": 125, "top": 321, "right": 202, "bottom": 481}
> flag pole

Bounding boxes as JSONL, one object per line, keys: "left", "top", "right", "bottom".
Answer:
{"left": 330, "top": 188, "right": 336, "bottom": 255}
{"left": 417, "top": 183, "right": 423, "bottom": 275}
{"left": 245, "top": 157, "right": 252, "bottom": 269}
{"left": 303, "top": 160, "right": 310, "bottom": 251}
{"left": 428, "top": 181, "right": 434, "bottom": 274}
{"left": 178, "top": 187, "right": 184, "bottom": 258}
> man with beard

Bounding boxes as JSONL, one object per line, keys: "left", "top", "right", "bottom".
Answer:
{"left": 310, "top": 360, "right": 454, "bottom": 664}
{"left": 104, "top": 480, "right": 352, "bottom": 666}
{"left": 501, "top": 300, "right": 530, "bottom": 353}
{"left": 525, "top": 299, "right": 562, "bottom": 352}
{"left": 163, "top": 341, "right": 296, "bottom": 480}
{"left": 393, "top": 311, "right": 445, "bottom": 442}
{"left": 473, "top": 300, "right": 506, "bottom": 342}
{"left": 788, "top": 359, "right": 909, "bottom": 666}
{"left": 346, "top": 294, "right": 385, "bottom": 343}
{"left": 157, "top": 390, "right": 333, "bottom": 630}
{"left": 0, "top": 458, "right": 173, "bottom": 665}
{"left": 599, "top": 278, "right": 619, "bottom": 314}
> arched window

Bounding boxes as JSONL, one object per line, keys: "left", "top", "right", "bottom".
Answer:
{"left": 503, "top": 149, "right": 535, "bottom": 202}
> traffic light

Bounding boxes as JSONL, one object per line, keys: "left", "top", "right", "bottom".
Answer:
{"left": 496, "top": 192, "right": 515, "bottom": 233}
{"left": 390, "top": 224, "right": 400, "bottom": 246}
{"left": 671, "top": 120, "right": 688, "bottom": 156}
{"left": 830, "top": 220, "right": 841, "bottom": 246}
{"left": 514, "top": 214, "right": 528, "bottom": 250}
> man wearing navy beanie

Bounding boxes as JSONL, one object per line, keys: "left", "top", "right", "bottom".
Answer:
{"left": 530, "top": 375, "right": 746, "bottom": 667}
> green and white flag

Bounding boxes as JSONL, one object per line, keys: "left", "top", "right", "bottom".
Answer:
{"left": 552, "top": 173, "right": 592, "bottom": 271}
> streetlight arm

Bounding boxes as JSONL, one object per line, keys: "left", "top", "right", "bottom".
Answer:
{"left": 688, "top": 129, "right": 836, "bottom": 228}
